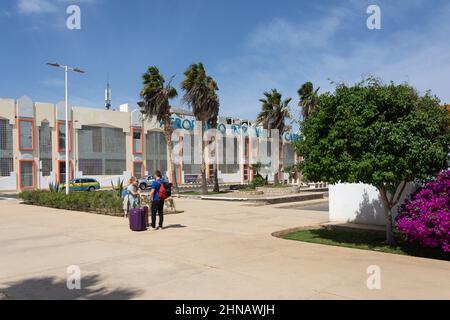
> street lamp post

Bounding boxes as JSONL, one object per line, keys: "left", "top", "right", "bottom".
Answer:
{"left": 47, "top": 63, "right": 85, "bottom": 195}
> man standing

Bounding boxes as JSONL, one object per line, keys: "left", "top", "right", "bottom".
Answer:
{"left": 148, "top": 171, "right": 166, "bottom": 230}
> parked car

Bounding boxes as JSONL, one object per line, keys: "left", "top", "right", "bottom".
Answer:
{"left": 60, "top": 178, "right": 101, "bottom": 192}
{"left": 138, "top": 175, "right": 170, "bottom": 190}
{"left": 138, "top": 176, "right": 155, "bottom": 190}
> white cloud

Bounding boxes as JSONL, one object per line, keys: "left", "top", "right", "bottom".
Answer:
{"left": 215, "top": 1, "right": 450, "bottom": 122}
{"left": 17, "top": 0, "right": 97, "bottom": 15}
{"left": 249, "top": 6, "right": 352, "bottom": 51}
{"left": 18, "top": 0, "right": 57, "bottom": 14}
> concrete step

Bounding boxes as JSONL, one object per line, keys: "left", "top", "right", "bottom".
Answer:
{"left": 201, "top": 192, "right": 325, "bottom": 205}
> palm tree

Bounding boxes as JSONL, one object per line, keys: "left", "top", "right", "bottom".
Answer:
{"left": 298, "top": 82, "right": 320, "bottom": 120}
{"left": 138, "top": 66, "right": 179, "bottom": 193}
{"left": 181, "top": 63, "right": 220, "bottom": 195}
{"left": 207, "top": 79, "right": 221, "bottom": 193}
{"left": 256, "top": 89, "right": 292, "bottom": 185}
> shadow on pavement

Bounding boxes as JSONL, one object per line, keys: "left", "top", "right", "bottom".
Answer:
{"left": 163, "top": 224, "right": 187, "bottom": 230}
{"left": 0, "top": 274, "right": 144, "bottom": 300}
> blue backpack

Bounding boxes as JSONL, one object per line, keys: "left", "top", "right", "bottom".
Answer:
{"left": 121, "top": 189, "right": 129, "bottom": 199}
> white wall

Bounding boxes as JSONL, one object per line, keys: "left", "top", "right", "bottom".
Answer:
{"left": 39, "top": 172, "right": 56, "bottom": 190}
{"left": 80, "top": 172, "right": 131, "bottom": 189}
{"left": 329, "top": 183, "right": 413, "bottom": 226}
{"left": 0, "top": 173, "right": 17, "bottom": 191}
{"left": 219, "top": 172, "right": 242, "bottom": 184}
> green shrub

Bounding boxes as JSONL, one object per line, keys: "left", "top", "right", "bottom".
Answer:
{"left": 252, "top": 175, "right": 266, "bottom": 188}
{"left": 19, "top": 190, "right": 123, "bottom": 216}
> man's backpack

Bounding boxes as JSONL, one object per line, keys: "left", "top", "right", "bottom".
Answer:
{"left": 157, "top": 181, "right": 172, "bottom": 201}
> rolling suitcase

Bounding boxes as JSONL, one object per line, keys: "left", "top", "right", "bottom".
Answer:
{"left": 129, "top": 208, "right": 147, "bottom": 232}
{"left": 143, "top": 206, "right": 149, "bottom": 228}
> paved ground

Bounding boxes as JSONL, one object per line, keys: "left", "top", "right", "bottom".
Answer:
{"left": 0, "top": 197, "right": 449, "bottom": 300}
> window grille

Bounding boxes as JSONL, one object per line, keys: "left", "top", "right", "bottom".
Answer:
{"left": 0, "top": 119, "right": 13, "bottom": 177}
{"left": 283, "top": 143, "right": 295, "bottom": 167}
{"left": 219, "top": 137, "right": 239, "bottom": 174}
{"left": 105, "top": 160, "right": 126, "bottom": 175}
{"left": 133, "top": 162, "right": 143, "bottom": 179}
{"left": 78, "top": 126, "right": 126, "bottom": 175}
{"left": 39, "top": 121, "right": 52, "bottom": 176}
{"left": 133, "top": 128, "right": 142, "bottom": 153}
{"left": 40, "top": 159, "right": 52, "bottom": 177}
{"left": 79, "top": 159, "right": 103, "bottom": 175}
{"left": 19, "top": 120, "right": 33, "bottom": 150}
{"left": 58, "top": 122, "right": 68, "bottom": 151}
{"left": 20, "top": 161, "right": 34, "bottom": 188}
{"left": 146, "top": 131, "right": 167, "bottom": 175}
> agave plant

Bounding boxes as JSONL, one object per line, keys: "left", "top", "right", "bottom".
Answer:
{"left": 49, "top": 181, "right": 61, "bottom": 193}
{"left": 166, "top": 197, "right": 176, "bottom": 213}
{"left": 111, "top": 178, "right": 124, "bottom": 198}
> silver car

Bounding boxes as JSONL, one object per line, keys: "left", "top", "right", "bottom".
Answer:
{"left": 138, "top": 176, "right": 155, "bottom": 190}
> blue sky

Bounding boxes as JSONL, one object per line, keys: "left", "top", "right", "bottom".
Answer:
{"left": 1, "top": 0, "right": 449, "bottom": 121}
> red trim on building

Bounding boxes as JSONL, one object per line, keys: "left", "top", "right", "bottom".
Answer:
{"left": 18, "top": 118, "right": 35, "bottom": 151}
{"left": 56, "top": 160, "right": 74, "bottom": 183}
{"left": 57, "top": 121, "right": 72, "bottom": 152}
{"left": 131, "top": 127, "right": 143, "bottom": 154}
{"left": 18, "top": 159, "right": 36, "bottom": 190}
{"left": 132, "top": 160, "right": 144, "bottom": 178}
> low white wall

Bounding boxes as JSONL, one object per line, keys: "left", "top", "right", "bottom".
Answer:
{"left": 219, "top": 172, "right": 242, "bottom": 184}
{"left": 0, "top": 173, "right": 17, "bottom": 191}
{"left": 39, "top": 173, "right": 56, "bottom": 189}
{"left": 79, "top": 172, "right": 132, "bottom": 188}
{"left": 329, "top": 183, "right": 413, "bottom": 226}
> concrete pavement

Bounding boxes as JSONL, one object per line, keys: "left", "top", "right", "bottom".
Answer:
{"left": 0, "top": 197, "right": 449, "bottom": 300}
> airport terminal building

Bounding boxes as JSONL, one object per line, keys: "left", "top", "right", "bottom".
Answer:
{"left": 0, "top": 96, "right": 300, "bottom": 191}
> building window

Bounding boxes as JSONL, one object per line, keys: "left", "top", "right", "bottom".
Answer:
{"left": 0, "top": 119, "right": 13, "bottom": 177}
{"left": 19, "top": 160, "right": 35, "bottom": 189}
{"left": 219, "top": 137, "right": 239, "bottom": 174}
{"left": 79, "top": 159, "right": 103, "bottom": 176}
{"left": 39, "top": 121, "right": 52, "bottom": 177}
{"left": 78, "top": 126, "right": 126, "bottom": 176}
{"left": 105, "top": 160, "right": 126, "bottom": 175}
{"left": 57, "top": 121, "right": 72, "bottom": 152}
{"left": 57, "top": 161, "right": 73, "bottom": 184}
{"left": 133, "top": 161, "right": 144, "bottom": 179}
{"left": 182, "top": 134, "right": 201, "bottom": 175}
{"left": 18, "top": 119, "right": 35, "bottom": 151}
{"left": 132, "top": 127, "right": 143, "bottom": 154}
{"left": 0, "top": 158, "right": 13, "bottom": 177}
{"left": 283, "top": 143, "right": 295, "bottom": 167}
{"left": 146, "top": 131, "right": 167, "bottom": 175}
{"left": 40, "top": 159, "right": 53, "bottom": 177}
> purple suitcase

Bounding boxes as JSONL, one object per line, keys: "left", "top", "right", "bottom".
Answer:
{"left": 129, "top": 208, "right": 147, "bottom": 232}
{"left": 143, "top": 206, "right": 149, "bottom": 227}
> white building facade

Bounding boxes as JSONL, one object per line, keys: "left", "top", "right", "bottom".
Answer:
{"left": 0, "top": 96, "right": 300, "bottom": 191}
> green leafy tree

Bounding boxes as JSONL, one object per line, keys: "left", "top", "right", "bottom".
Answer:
{"left": 181, "top": 63, "right": 220, "bottom": 195}
{"left": 295, "top": 78, "right": 450, "bottom": 244}
{"left": 298, "top": 82, "right": 320, "bottom": 120}
{"left": 256, "top": 89, "right": 292, "bottom": 185}
{"left": 138, "top": 66, "right": 179, "bottom": 193}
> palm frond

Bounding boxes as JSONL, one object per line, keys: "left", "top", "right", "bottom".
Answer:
{"left": 139, "top": 66, "right": 178, "bottom": 122}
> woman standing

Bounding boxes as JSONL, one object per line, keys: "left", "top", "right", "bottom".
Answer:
{"left": 123, "top": 176, "right": 140, "bottom": 217}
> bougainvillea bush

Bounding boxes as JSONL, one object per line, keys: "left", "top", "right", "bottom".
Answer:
{"left": 396, "top": 170, "right": 450, "bottom": 252}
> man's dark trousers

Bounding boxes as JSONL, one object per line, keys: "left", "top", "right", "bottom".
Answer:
{"left": 151, "top": 200, "right": 165, "bottom": 228}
